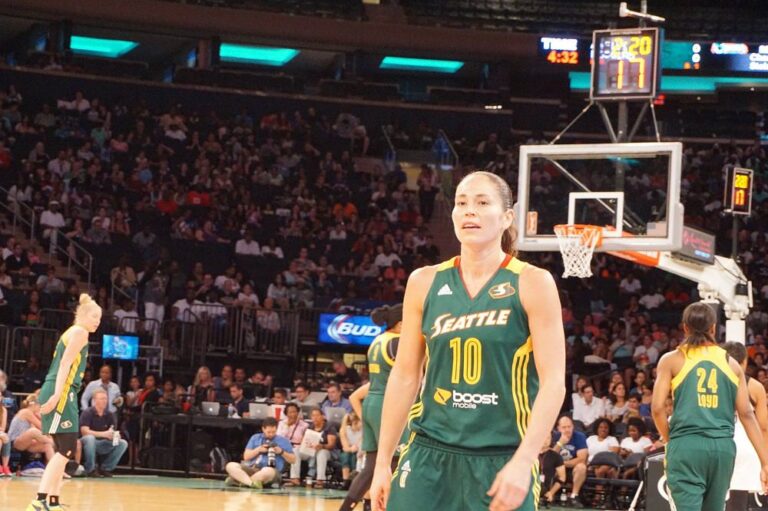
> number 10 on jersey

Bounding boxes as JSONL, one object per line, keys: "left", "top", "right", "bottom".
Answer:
{"left": 449, "top": 337, "right": 482, "bottom": 385}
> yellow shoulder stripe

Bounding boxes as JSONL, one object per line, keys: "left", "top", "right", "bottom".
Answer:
{"left": 436, "top": 257, "right": 458, "bottom": 272}
{"left": 671, "top": 346, "right": 739, "bottom": 390}
{"left": 505, "top": 257, "right": 528, "bottom": 275}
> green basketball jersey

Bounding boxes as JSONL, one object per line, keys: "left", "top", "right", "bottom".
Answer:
{"left": 669, "top": 345, "right": 738, "bottom": 440}
{"left": 410, "top": 255, "right": 538, "bottom": 449}
{"left": 45, "top": 327, "right": 89, "bottom": 415}
{"left": 368, "top": 331, "right": 399, "bottom": 395}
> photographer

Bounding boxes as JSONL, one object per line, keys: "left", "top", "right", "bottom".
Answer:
{"left": 224, "top": 417, "right": 295, "bottom": 489}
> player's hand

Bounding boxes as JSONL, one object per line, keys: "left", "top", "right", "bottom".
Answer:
{"left": 371, "top": 463, "right": 393, "bottom": 511}
{"left": 40, "top": 394, "right": 59, "bottom": 415}
{"left": 488, "top": 458, "right": 532, "bottom": 511}
{"left": 761, "top": 464, "right": 768, "bottom": 494}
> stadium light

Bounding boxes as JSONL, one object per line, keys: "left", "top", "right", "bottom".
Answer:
{"left": 69, "top": 35, "right": 138, "bottom": 58}
{"left": 380, "top": 56, "right": 464, "bottom": 73}
{"left": 219, "top": 43, "right": 299, "bottom": 66}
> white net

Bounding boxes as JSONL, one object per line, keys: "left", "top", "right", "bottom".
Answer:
{"left": 554, "top": 224, "right": 602, "bottom": 278}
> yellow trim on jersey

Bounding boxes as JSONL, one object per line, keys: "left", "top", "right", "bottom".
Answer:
{"left": 380, "top": 333, "right": 397, "bottom": 367}
{"left": 391, "top": 431, "right": 417, "bottom": 481}
{"left": 56, "top": 350, "right": 81, "bottom": 414}
{"left": 532, "top": 460, "right": 541, "bottom": 510}
{"left": 436, "top": 257, "right": 458, "bottom": 272}
{"left": 511, "top": 336, "right": 534, "bottom": 437}
{"left": 505, "top": 257, "right": 528, "bottom": 275}
{"left": 671, "top": 345, "right": 739, "bottom": 391}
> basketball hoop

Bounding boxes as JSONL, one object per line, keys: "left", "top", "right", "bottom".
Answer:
{"left": 554, "top": 224, "right": 603, "bottom": 278}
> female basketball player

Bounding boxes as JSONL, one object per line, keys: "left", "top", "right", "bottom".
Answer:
{"left": 28, "top": 294, "right": 102, "bottom": 511}
{"left": 340, "top": 304, "right": 403, "bottom": 511}
{"left": 371, "top": 171, "right": 566, "bottom": 511}
{"left": 722, "top": 341, "right": 768, "bottom": 511}
{"left": 652, "top": 303, "right": 768, "bottom": 511}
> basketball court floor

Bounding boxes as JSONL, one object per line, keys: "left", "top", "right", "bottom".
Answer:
{"left": 0, "top": 475, "right": 581, "bottom": 510}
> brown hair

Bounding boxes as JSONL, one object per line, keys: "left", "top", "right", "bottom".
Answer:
{"left": 457, "top": 171, "right": 518, "bottom": 257}
{"left": 681, "top": 302, "right": 717, "bottom": 347}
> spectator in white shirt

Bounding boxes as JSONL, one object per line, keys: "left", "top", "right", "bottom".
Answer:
{"left": 172, "top": 288, "right": 203, "bottom": 323}
{"left": 328, "top": 223, "right": 347, "bottom": 241}
{"left": 261, "top": 237, "right": 284, "bottom": 259}
{"left": 373, "top": 245, "right": 401, "bottom": 269}
{"left": 235, "top": 283, "right": 260, "bottom": 308}
{"left": 639, "top": 288, "right": 665, "bottom": 310}
{"left": 234, "top": 231, "right": 260, "bottom": 256}
{"left": 112, "top": 299, "right": 140, "bottom": 334}
{"left": 633, "top": 335, "right": 660, "bottom": 367}
{"left": 214, "top": 265, "right": 240, "bottom": 294}
{"left": 40, "top": 201, "right": 66, "bottom": 251}
{"left": 586, "top": 418, "right": 620, "bottom": 479}
{"left": 256, "top": 298, "right": 281, "bottom": 334}
{"left": 619, "top": 273, "right": 642, "bottom": 295}
{"left": 619, "top": 418, "right": 653, "bottom": 478}
{"left": 572, "top": 385, "right": 605, "bottom": 429}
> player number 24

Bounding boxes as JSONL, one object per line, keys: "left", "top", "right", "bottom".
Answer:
{"left": 696, "top": 367, "right": 718, "bottom": 394}
{"left": 449, "top": 337, "right": 482, "bottom": 385}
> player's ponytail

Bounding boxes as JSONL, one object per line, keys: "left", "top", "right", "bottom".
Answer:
{"left": 681, "top": 302, "right": 717, "bottom": 347}
{"left": 371, "top": 304, "right": 403, "bottom": 331}
{"left": 458, "top": 171, "right": 518, "bottom": 257}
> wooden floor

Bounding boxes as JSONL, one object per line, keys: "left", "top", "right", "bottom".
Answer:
{"left": 1, "top": 475, "right": 583, "bottom": 510}
{"left": 1, "top": 476, "right": 349, "bottom": 511}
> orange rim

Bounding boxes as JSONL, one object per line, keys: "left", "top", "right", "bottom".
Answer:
{"left": 553, "top": 224, "right": 603, "bottom": 248}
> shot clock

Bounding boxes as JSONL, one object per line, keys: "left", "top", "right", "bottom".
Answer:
{"left": 724, "top": 167, "right": 753, "bottom": 216}
{"left": 591, "top": 27, "right": 661, "bottom": 100}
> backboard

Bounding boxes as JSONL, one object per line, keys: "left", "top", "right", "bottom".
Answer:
{"left": 514, "top": 142, "right": 683, "bottom": 252}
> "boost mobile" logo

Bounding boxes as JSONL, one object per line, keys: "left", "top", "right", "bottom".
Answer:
{"left": 434, "top": 387, "right": 499, "bottom": 409}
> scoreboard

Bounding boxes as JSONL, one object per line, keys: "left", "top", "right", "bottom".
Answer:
{"left": 724, "top": 167, "right": 754, "bottom": 216}
{"left": 591, "top": 28, "right": 661, "bottom": 100}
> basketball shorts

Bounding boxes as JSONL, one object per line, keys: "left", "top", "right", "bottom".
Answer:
{"left": 387, "top": 433, "right": 539, "bottom": 511}
{"left": 361, "top": 393, "right": 408, "bottom": 452}
{"left": 666, "top": 435, "right": 736, "bottom": 511}
{"left": 39, "top": 381, "right": 80, "bottom": 435}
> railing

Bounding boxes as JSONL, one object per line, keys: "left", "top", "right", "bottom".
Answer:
{"left": 381, "top": 124, "right": 397, "bottom": 172}
{"left": 40, "top": 308, "right": 75, "bottom": 332}
{"left": 0, "top": 325, "right": 9, "bottom": 374}
{"left": 5, "top": 327, "right": 60, "bottom": 379}
{"left": 87, "top": 341, "right": 164, "bottom": 376}
{"left": 0, "top": 185, "right": 94, "bottom": 292}
{"left": 435, "top": 129, "right": 460, "bottom": 173}
{"left": 0, "top": 185, "right": 36, "bottom": 241}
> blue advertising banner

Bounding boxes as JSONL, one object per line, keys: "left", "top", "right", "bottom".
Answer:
{"left": 317, "top": 313, "right": 384, "bottom": 346}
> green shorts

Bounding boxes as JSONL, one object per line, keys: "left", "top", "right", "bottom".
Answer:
{"left": 666, "top": 435, "right": 736, "bottom": 511}
{"left": 388, "top": 434, "right": 539, "bottom": 511}
{"left": 362, "top": 393, "right": 408, "bottom": 452}
{"left": 39, "top": 381, "right": 80, "bottom": 435}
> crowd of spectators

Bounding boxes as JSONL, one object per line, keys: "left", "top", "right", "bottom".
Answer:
{"left": 0, "top": 83, "right": 442, "bottom": 355}
{"left": 3, "top": 73, "right": 768, "bottom": 507}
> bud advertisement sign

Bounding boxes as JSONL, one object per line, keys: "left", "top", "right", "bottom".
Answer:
{"left": 318, "top": 313, "right": 383, "bottom": 345}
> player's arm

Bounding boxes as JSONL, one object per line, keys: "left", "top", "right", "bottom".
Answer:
{"left": 507, "top": 268, "right": 566, "bottom": 465}
{"left": 489, "top": 267, "right": 566, "bottom": 511}
{"left": 749, "top": 378, "right": 768, "bottom": 439}
{"left": 651, "top": 352, "right": 674, "bottom": 443}
{"left": 732, "top": 359, "right": 768, "bottom": 473}
{"left": 375, "top": 267, "right": 431, "bottom": 467}
{"left": 349, "top": 382, "right": 369, "bottom": 420}
{"left": 40, "top": 327, "right": 89, "bottom": 415}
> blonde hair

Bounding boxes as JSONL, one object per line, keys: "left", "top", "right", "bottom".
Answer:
{"left": 75, "top": 293, "right": 101, "bottom": 321}
{"left": 193, "top": 366, "right": 212, "bottom": 386}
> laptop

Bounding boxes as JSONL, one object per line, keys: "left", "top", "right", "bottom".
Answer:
{"left": 248, "top": 403, "right": 271, "bottom": 420}
{"left": 325, "top": 406, "right": 347, "bottom": 426}
{"left": 201, "top": 401, "right": 221, "bottom": 416}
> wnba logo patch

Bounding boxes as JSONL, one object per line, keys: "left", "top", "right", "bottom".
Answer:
{"left": 488, "top": 282, "right": 515, "bottom": 299}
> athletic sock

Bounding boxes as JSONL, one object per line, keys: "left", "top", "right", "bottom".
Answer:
{"left": 37, "top": 493, "right": 47, "bottom": 502}
{"left": 49, "top": 496, "right": 60, "bottom": 506}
